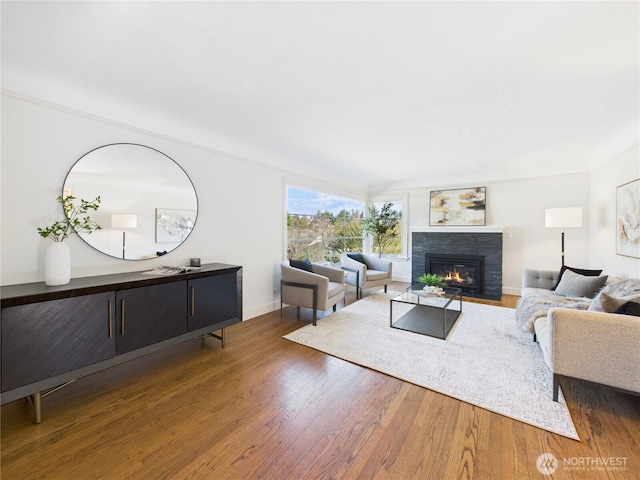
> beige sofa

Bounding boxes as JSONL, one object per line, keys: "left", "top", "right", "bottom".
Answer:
{"left": 517, "top": 269, "right": 640, "bottom": 401}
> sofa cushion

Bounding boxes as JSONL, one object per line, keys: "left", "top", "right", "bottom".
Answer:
{"left": 615, "top": 301, "right": 640, "bottom": 317}
{"left": 588, "top": 291, "right": 640, "bottom": 312}
{"left": 601, "top": 278, "right": 640, "bottom": 297}
{"left": 290, "top": 258, "right": 314, "bottom": 272}
{"left": 515, "top": 287, "right": 591, "bottom": 332}
{"left": 554, "top": 269, "right": 607, "bottom": 299}
{"left": 533, "top": 317, "right": 552, "bottom": 368}
{"left": 552, "top": 265, "right": 603, "bottom": 290}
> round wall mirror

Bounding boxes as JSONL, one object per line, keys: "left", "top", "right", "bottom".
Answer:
{"left": 63, "top": 143, "right": 198, "bottom": 260}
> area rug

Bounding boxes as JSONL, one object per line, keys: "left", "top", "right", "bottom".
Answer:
{"left": 284, "top": 292, "right": 579, "bottom": 440}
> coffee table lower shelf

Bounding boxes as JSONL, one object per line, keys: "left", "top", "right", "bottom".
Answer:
{"left": 391, "top": 305, "right": 461, "bottom": 339}
{"left": 390, "top": 286, "right": 462, "bottom": 340}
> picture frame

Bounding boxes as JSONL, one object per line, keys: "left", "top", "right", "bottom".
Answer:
{"left": 616, "top": 178, "right": 640, "bottom": 258}
{"left": 156, "top": 208, "right": 195, "bottom": 243}
{"left": 430, "top": 187, "right": 486, "bottom": 226}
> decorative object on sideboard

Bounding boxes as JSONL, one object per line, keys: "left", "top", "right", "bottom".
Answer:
{"left": 616, "top": 178, "right": 640, "bottom": 259}
{"left": 545, "top": 207, "right": 582, "bottom": 267}
{"left": 429, "top": 187, "right": 486, "bottom": 226}
{"left": 37, "top": 195, "right": 102, "bottom": 286}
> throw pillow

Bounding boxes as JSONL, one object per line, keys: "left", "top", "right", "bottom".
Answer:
{"left": 552, "top": 265, "right": 603, "bottom": 290}
{"left": 290, "top": 258, "right": 314, "bottom": 272}
{"left": 588, "top": 292, "right": 640, "bottom": 312}
{"left": 614, "top": 301, "right": 640, "bottom": 317}
{"left": 554, "top": 269, "right": 608, "bottom": 299}
{"left": 347, "top": 253, "right": 366, "bottom": 264}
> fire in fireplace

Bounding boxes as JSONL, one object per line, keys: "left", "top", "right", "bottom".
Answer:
{"left": 425, "top": 253, "right": 484, "bottom": 294}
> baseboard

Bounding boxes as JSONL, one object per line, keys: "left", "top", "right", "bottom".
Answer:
{"left": 244, "top": 300, "right": 281, "bottom": 320}
{"left": 502, "top": 286, "right": 521, "bottom": 296}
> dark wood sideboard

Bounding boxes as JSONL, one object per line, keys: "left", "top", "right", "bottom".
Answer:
{"left": 1, "top": 263, "right": 242, "bottom": 423}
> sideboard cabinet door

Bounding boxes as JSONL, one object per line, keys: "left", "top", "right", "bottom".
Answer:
{"left": 1, "top": 292, "right": 116, "bottom": 392}
{"left": 188, "top": 273, "right": 239, "bottom": 331}
{"left": 115, "top": 281, "right": 187, "bottom": 355}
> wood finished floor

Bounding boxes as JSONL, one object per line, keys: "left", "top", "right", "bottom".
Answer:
{"left": 2, "top": 285, "right": 639, "bottom": 479}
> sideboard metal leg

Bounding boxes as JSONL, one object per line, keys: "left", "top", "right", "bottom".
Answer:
{"left": 208, "top": 328, "right": 226, "bottom": 347}
{"left": 28, "top": 392, "right": 42, "bottom": 424}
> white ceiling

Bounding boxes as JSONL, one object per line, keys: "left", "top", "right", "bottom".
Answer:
{"left": 2, "top": 1, "right": 638, "bottom": 192}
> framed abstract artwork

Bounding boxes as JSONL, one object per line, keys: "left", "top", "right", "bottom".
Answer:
{"left": 616, "top": 178, "right": 640, "bottom": 258}
{"left": 156, "top": 208, "right": 195, "bottom": 243}
{"left": 430, "top": 187, "right": 486, "bottom": 226}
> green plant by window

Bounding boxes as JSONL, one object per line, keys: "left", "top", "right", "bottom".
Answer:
{"left": 417, "top": 273, "right": 446, "bottom": 287}
{"left": 37, "top": 195, "right": 102, "bottom": 242}
{"left": 362, "top": 201, "right": 400, "bottom": 257}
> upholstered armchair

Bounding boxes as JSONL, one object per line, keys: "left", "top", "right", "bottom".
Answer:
{"left": 280, "top": 260, "right": 346, "bottom": 326}
{"left": 340, "top": 253, "right": 392, "bottom": 299}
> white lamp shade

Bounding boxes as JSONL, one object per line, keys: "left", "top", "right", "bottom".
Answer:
{"left": 545, "top": 207, "right": 582, "bottom": 228}
{"left": 112, "top": 214, "right": 137, "bottom": 229}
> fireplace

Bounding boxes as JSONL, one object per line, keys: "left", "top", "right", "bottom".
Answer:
{"left": 412, "top": 231, "right": 502, "bottom": 300}
{"left": 426, "top": 253, "right": 483, "bottom": 294}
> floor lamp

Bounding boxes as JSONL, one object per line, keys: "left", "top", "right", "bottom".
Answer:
{"left": 545, "top": 207, "right": 582, "bottom": 267}
{"left": 112, "top": 214, "right": 137, "bottom": 259}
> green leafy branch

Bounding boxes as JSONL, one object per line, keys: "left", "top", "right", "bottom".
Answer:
{"left": 37, "top": 195, "right": 102, "bottom": 242}
{"left": 417, "top": 273, "right": 446, "bottom": 287}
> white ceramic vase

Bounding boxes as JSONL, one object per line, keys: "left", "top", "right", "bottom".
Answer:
{"left": 45, "top": 242, "right": 71, "bottom": 286}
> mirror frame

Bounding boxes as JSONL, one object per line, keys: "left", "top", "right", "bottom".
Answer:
{"left": 63, "top": 143, "right": 198, "bottom": 260}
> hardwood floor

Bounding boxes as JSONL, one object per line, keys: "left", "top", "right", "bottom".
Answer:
{"left": 2, "top": 286, "right": 639, "bottom": 479}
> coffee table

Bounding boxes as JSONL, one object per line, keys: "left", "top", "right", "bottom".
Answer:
{"left": 390, "top": 285, "right": 462, "bottom": 339}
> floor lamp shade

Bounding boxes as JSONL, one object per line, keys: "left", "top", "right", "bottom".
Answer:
{"left": 545, "top": 207, "right": 582, "bottom": 266}
{"left": 545, "top": 207, "right": 583, "bottom": 229}
{"left": 111, "top": 214, "right": 137, "bottom": 229}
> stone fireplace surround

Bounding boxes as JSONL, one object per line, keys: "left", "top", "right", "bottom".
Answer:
{"left": 412, "top": 228, "right": 503, "bottom": 300}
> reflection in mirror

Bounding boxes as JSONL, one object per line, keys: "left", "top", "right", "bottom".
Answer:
{"left": 63, "top": 144, "right": 198, "bottom": 260}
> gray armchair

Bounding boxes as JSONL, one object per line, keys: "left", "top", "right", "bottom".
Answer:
{"left": 340, "top": 253, "right": 393, "bottom": 299}
{"left": 280, "top": 260, "right": 346, "bottom": 325}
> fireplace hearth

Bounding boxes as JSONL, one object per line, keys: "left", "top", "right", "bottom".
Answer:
{"left": 426, "top": 253, "right": 483, "bottom": 294}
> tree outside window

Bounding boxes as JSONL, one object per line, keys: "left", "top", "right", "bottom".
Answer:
{"left": 366, "top": 200, "right": 404, "bottom": 257}
{"left": 287, "top": 186, "right": 364, "bottom": 263}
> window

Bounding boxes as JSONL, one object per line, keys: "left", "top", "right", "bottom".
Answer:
{"left": 369, "top": 198, "right": 406, "bottom": 257}
{"left": 287, "top": 186, "right": 365, "bottom": 263}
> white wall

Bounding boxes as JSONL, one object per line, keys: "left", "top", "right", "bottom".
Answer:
{"left": 381, "top": 174, "right": 593, "bottom": 295}
{"left": 2, "top": 93, "right": 638, "bottom": 313}
{"left": 382, "top": 145, "right": 640, "bottom": 293}
{"left": 589, "top": 144, "right": 640, "bottom": 279}
{"left": 0, "top": 94, "right": 293, "bottom": 319}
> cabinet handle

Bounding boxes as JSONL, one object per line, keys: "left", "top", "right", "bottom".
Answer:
{"left": 108, "top": 300, "right": 113, "bottom": 338}
{"left": 191, "top": 286, "right": 195, "bottom": 316}
{"left": 121, "top": 299, "right": 125, "bottom": 335}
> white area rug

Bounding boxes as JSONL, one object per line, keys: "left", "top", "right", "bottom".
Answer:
{"left": 284, "top": 293, "right": 579, "bottom": 440}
